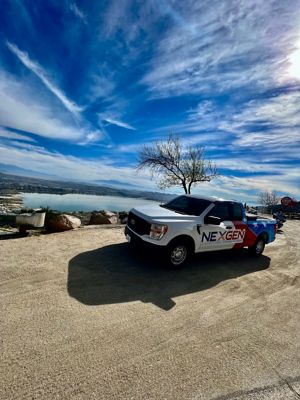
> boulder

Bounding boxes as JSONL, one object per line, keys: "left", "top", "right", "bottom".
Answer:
{"left": 89, "top": 211, "right": 118, "bottom": 225}
{"left": 47, "top": 214, "right": 81, "bottom": 232}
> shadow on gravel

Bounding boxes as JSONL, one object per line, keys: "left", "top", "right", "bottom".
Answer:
{"left": 68, "top": 243, "right": 270, "bottom": 310}
{"left": 0, "top": 232, "right": 25, "bottom": 240}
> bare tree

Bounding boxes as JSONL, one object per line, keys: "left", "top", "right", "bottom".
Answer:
{"left": 137, "top": 135, "right": 218, "bottom": 194}
{"left": 258, "top": 190, "right": 279, "bottom": 212}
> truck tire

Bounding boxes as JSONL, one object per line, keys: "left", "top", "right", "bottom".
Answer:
{"left": 165, "top": 238, "right": 193, "bottom": 268}
{"left": 248, "top": 236, "right": 265, "bottom": 257}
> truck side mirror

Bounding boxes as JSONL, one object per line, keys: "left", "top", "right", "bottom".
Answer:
{"left": 204, "top": 215, "right": 221, "bottom": 225}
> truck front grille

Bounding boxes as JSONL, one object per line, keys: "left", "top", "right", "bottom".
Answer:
{"left": 127, "top": 212, "right": 151, "bottom": 235}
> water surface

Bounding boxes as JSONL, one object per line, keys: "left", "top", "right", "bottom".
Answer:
{"left": 21, "top": 192, "right": 159, "bottom": 212}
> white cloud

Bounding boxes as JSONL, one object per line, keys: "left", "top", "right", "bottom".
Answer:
{"left": 218, "top": 175, "right": 300, "bottom": 199}
{"left": 0, "top": 71, "right": 104, "bottom": 143}
{"left": 2, "top": 140, "right": 45, "bottom": 152}
{"left": 141, "top": 1, "right": 300, "bottom": 98}
{"left": 78, "top": 131, "right": 105, "bottom": 146}
{"left": 86, "top": 74, "right": 115, "bottom": 102}
{"left": 0, "top": 142, "right": 154, "bottom": 189}
{"left": 191, "top": 173, "right": 300, "bottom": 204}
{"left": 102, "top": 0, "right": 131, "bottom": 37}
{"left": 0, "top": 127, "right": 36, "bottom": 142}
{"left": 223, "top": 91, "right": 300, "bottom": 154}
{"left": 70, "top": 2, "right": 87, "bottom": 24}
{"left": 115, "top": 143, "right": 141, "bottom": 153}
{"left": 233, "top": 92, "right": 300, "bottom": 130}
{"left": 101, "top": 0, "right": 159, "bottom": 60}
{"left": 6, "top": 42, "right": 83, "bottom": 116}
{"left": 0, "top": 73, "right": 81, "bottom": 141}
{"left": 100, "top": 115, "right": 136, "bottom": 130}
{"left": 161, "top": 90, "right": 300, "bottom": 162}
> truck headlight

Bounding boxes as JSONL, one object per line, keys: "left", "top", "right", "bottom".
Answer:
{"left": 150, "top": 224, "right": 168, "bottom": 240}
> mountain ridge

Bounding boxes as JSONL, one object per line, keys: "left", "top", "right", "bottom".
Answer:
{"left": 0, "top": 171, "right": 174, "bottom": 202}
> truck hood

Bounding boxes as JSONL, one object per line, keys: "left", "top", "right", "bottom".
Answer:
{"left": 131, "top": 204, "right": 197, "bottom": 223}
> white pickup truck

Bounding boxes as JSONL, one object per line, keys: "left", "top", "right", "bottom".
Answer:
{"left": 125, "top": 195, "right": 277, "bottom": 267}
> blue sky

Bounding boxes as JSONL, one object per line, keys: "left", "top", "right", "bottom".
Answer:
{"left": 0, "top": 0, "right": 299, "bottom": 202}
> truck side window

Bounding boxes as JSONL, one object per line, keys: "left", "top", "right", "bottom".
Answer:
{"left": 231, "top": 203, "right": 244, "bottom": 221}
{"left": 208, "top": 203, "right": 230, "bottom": 221}
{"left": 162, "top": 196, "right": 211, "bottom": 216}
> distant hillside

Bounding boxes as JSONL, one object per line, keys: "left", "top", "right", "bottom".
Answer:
{"left": 0, "top": 172, "right": 174, "bottom": 202}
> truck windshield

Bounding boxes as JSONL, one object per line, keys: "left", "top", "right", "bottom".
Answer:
{"left": 161, "top": 196, "right": 211, "bottom": 216}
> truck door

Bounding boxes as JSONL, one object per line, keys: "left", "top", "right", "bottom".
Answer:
{"left": 197, "top": 202, "right": 244, "bottom": 252}
{"left": 229, "top": 202, "right": 248, "bottom": 249}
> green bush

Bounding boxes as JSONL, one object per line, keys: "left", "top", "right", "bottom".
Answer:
{"left": 40, "top": 207, "right": 59, "bottom": 230}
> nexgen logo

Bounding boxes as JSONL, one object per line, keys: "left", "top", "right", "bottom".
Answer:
{"left": 202, "top": 229, "right": 246, "bottom": 242}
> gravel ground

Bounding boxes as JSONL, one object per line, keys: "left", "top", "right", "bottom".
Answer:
{"left": 0, "top": 221, "right": 300, "bottom": 400}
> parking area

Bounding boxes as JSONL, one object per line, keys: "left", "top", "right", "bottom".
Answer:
{"left": 1, "top": 222, "right": 300, "bottom": 399}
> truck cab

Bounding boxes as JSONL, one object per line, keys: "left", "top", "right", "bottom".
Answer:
{"left": 125, "top": 195, "right": 276, "bottom": 267}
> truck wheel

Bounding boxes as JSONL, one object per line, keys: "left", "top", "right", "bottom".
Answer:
{"left": 165, "top": 240, "right": 192, "bottom": 268}
{"left": 248, "top": 237, "right": 265, "bottom": 257}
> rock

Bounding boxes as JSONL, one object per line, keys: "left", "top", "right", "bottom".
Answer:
{"left": 70, "top": 212, "right": 91, "bottom": 225}
{"left": 47, "top": 214, "right": 81, "bottom": 232}
{"left": 89, "top": 211, "right": 118, "bottom": 225}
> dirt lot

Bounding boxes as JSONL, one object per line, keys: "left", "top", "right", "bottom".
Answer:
{"left": 1, "top": 221, "right": 300, "bottom": 399}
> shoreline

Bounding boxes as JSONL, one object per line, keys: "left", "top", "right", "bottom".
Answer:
{"left": 20, "top": 192, "right": 159, "bottom": 213}
{"left": 0, "top": 193, "right": 23, "bottom": 214}
{"left": 0, "top": 191, "right": 160, "bottom": 214}
{"left": 0, "top": 171, "right": 173, "bottom": 203}
{"left": 0, "top": 192, "right": 130, "bottom": 227}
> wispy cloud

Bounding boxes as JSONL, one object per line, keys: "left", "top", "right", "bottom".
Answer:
{"left": 0, "top": 142, "right": 153, "bottom": 189}
{"left": 141, "top": 1, "right": 300, "bottom": 98}
{"left": 69, "top": 2, "right": 87, "bottom": 24}
{"left": 215, "top": 175, "right": 300, "bottom": 199}
{"left": 86, "top": 74, "right": 115, "bottom": 102}
{"left": 6, "top": 42, "right": 83, "bottom": 116}
{"left": 185, "top": 172, "right": 300, "bottom": 203}
{"left": 115, "top": 143, "right": 144, "bottom": 153}
{"left": 0, "top": 127, "right": 36, "bottom": 143}
{"left": 0, "top": 71, "right": 103, "bottom": 143}
{"left": 150, "top": 0, "right": 197, "bottom": 35}
{"left": 102, "top": 0, "right": 131, "bottom": 38}
{"left": 78, "top": 131, "right": 105, "bottom": 146}
{"left": 3, "top": 140, "right": 46, "bottom": 152}
{"left": 222, "top": 91, "right": 300, "bottom": 156}
{"left": 100, "top": 115, "right": 136, "bottom": 131}
{"left": 100, "top": 0, "right": 159, "bottom": 59}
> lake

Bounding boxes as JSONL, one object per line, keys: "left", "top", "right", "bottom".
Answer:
{"left": 21, "top": 193, "right": 159, "bottom": 212}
